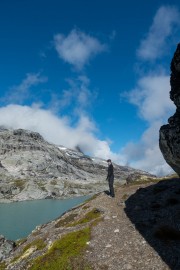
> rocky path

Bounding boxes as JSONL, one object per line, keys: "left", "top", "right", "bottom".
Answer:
{"left": 85, "top": 184, "right": 169, "bottom": 270}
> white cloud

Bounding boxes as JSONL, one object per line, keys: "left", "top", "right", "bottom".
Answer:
{"left": 121, "top": 5, "right": 180, "bottom": 176}
{"left": 137, "top": 6, "right": 180, "bottom": 61}
{"left": 3, "top": 73, "right": 47, "bottom": 104}
{"left": 123, "top": 122, "right": 173, "bottom": 176}
{"left": 123, "top": 73, "right": 176, "bottom": 175}
{"left": 127, "top": 75, "right": 175, "bottom": 122}
{"left": 0, "top": 104, "right": 125, "bottom": 164}
{"left": 50, "top": 75, "right": 96, "bottom": 116}
{"left": 54, "top": 29, "right": 106, "bottom": 70}
{"left": 63, "top": 75, "right": 92, "bottom": 110}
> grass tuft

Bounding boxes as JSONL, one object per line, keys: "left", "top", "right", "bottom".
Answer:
{"left": 23, "top": 238, "right": 46, "bottom": 253}
{"left": 122, "top": 193, "right": 129, "bottom": 201}
{"left": 0, "top": 262, "right": 6, "bottom": 270}
{"left": 13, "top": 179, "right": 26, "bottom": 190}
{"left": 15, "top": 237, "right": 27, "bottom": 246}
{"left": 69, "top": 209, "right": 102, "bottom": 227}
{"left": 127, "top": 178, "right": 160, "bottom": 186}
{"left": 55, "top": 213, "right": 78, "bottom": 228}
{"left": 29, "top": 228, "right": 92, "bottom": 270}
{"left": 82, "top": 205, "right": 90, "bottom": 210}
{"left": 12, "top": 238, "right": 46, "bottom": 263}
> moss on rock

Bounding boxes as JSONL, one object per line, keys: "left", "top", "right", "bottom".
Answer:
{"left": 29, "top": 228, "right": 92, "bottom": 270}
{"left": 13, "top": 179, "right": 26, "bottom": 190}
{"left": 55, "top": 213, "right": 78, "bottom": 228}
{"left": 69, "top": 208, "right": 102, "bottom": 227}
{"left": 12, "top": 238, "right": 46, "bottom": 263}
{"left": 0, "top": 262, "right": 6, "bottom": 270}
{"left": 23, "top": 238, "right": 46, "bottom": 253}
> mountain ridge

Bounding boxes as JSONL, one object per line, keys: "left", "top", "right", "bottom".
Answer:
{"left": 0, "top": 128, "right": 155, "bottom": 202}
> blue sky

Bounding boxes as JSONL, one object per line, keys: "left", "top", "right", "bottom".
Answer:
{"left": 0, "top": 0, "right": 180, "bottom": 175}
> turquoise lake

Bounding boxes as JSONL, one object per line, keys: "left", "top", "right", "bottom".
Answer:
{"left": 0, "top": 196, "right": 90, "bottom": 241}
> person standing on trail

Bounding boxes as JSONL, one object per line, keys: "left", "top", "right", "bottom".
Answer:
{"left": 106, "top": 159, "right": 115, "bottom": 197}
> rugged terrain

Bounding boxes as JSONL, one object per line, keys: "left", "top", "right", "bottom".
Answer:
{"left": 159, "top": 43, "right": 180, "bottom": 176}
{"left": 1, "top": 176, "right": 180, "bottom": 270}
{"left": 0, "top": 127, "right": 154, "bottom": 202}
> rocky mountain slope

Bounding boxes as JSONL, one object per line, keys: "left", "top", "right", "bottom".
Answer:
{"left": 1, "top": 177, "right": 179, "bottom": 270}
{"left": 0, "top": 127, "right": 155, "bottom": 202}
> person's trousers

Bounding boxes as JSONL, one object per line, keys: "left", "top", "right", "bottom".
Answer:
{"left": 108, "top": 176, "right": 115, "bottom": 197}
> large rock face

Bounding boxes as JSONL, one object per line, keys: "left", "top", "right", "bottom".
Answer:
{"left": 159, "top": 43, "right": 180, "bottom": 175}
{"left": 0, "top": 127, "right": 154, "bottom": 202}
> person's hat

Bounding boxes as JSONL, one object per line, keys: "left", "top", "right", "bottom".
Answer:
{"left": 107, "top": 159, "right": 111, "bottom": 162}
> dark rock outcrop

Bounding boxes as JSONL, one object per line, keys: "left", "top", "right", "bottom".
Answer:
{"left": 159, "top": 43, "right": 180, "bottom": 175}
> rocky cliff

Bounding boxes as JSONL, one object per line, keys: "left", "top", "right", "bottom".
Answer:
{"left": 159, "top": 43, "right": 180, "bottom": 175}
{"left": 0, "top": 127, "right": 154, "bottom": 202}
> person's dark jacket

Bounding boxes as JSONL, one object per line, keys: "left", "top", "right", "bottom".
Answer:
{"left": 107, "top": 163, "right": 114, "bottom": 180}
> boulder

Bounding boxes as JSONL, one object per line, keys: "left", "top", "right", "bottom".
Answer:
{"left": 159, "top": 43, "right": 180, "bottom": 175}
{"left": 0, "top": 235, "right": 15, "bottom": 260}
